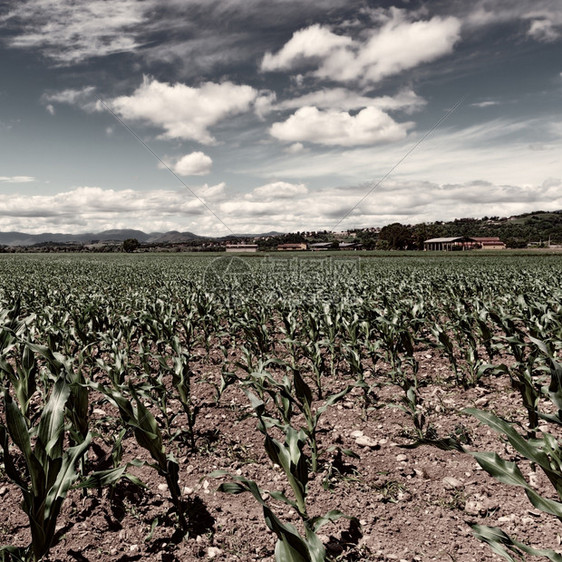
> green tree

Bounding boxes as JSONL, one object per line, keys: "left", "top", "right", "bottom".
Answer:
{"left": 122, "top": 238, "right": 140, "bottom": 253}
{"left": 378, "top": 223, "right": 412, "bottom": 250}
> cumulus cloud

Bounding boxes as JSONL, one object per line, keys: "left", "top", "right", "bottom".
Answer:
{"left": 0, "top": 176, "right": 561, "bottom": 236}
{"left": 2, "top": 0, "right": 148, "bottom": 64}
{"left": 168, "top": 152, "right": 213, "bottom": 176}
{"left": 109, "top": 77, "right": 259, "bottom": 144}
{"left": 269, "top": 106, "right": 413, "bottom": 146}
{"left": 261, "top": 24, "right": 353, "bottom": 71}
{"left": 262, "top": 11, "right": 461, "bottom": 84}
{"left": 0, "top": 185, "right": 228, "bottom": 234}
{"left": 245, "top": 181, "right": 308, "bottom": 200}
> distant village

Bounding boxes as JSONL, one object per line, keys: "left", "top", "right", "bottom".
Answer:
{"left": 1, "top": 211, "right": 561, "bottom": 253}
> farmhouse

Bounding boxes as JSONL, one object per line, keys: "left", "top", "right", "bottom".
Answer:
{"left": 471, "top": 237, "right": 506, "bottom": 249}
{"left": 423, "top": 236, "right": 475, "bottom": 251}
{"left": 277, "top": 242, "right": 308, "bottom": 251}
{"left": 309, "top": 242, "right": 335, "bottom": 251}
{"left": 339, "top": 242, "right": 363, "bottom": 250}
{"left": 225, "top": 243, "right": 258, "bottom": 253}
{"left": 423, "top": 236, "right": 506, "bottom": 251}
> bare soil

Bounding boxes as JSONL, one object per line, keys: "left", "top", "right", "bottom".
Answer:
{"left": 1, "top": 349, "right": 559, "bottom": 562}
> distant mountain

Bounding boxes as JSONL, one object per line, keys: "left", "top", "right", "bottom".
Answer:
{"left": 0, "top": 229, "right": 279, "bottom": 246}
{"left": 146, "top": 231, "right": 206, "bottom": 244}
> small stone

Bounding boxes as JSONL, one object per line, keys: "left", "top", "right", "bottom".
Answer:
{"left": 129, "top": 545, "right": 139, "bottom": 553}
{"left": 350, "top": 430, "right": 364, "bottom": 438}
{"left": 498, "top": 515, "right": 515, "bottom": 524}
{"left": 464, "top": 500, "right": 482, "bottom": 516}
{"left": 396, "top": 454, "right": 408, "bottom": 463}
{"left": 355, "top": 435, "right": 379, "bottom": 449}
{"left": 92, "top": 408, "right": 106, "bottom": 416}
{"left": 414, "top": 468, "right": 429, "bottom": 479}
{"left": 183, "top": 487, "right": 194, "bottom": 496}
{"left": 442, "top": 476, "right": 463, "bottom": 490}
{"left": 207, "top": 547, "right": 222, "bottom": 558}
{"left": 0, "top": 487, "right": 7, "bottom": 496}
{"left": 474, "top": 397, "right": 489, "bottom": 407}
{"left": 158, "top": 483, "right": 168, "bottom": 492}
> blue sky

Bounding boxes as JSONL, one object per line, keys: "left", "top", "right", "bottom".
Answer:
{"left": 0, "top": 0, "right": 561, "bottom": 235}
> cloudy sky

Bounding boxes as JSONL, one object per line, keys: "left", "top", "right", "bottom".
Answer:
{"left": 0, "top": 0, "right": 561, "bottom": 235}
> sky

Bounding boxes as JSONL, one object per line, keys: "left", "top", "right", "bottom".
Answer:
{"left": 0, "top": 0, "right": 561, "bottom": 236}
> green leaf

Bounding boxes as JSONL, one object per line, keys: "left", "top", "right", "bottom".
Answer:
{"left": 464, "top": 408, "right": 551, "bottom": 470}
{"left": 469, "top": 452, "right": 528, "bottom": 488}
{"left": 309, "top": 509, "right": 350, "bottom": 532}
{"left": 4, "top": 390, "right": 33, "bottom": 463}
{"left": 472, "top": 524, "right": 562, "bottom": 562}
{"left": 44, "top": 433, "right": 92, "bottom": 522}
{"left": 76, "top": 465, "right": 145, "bottom": 489}
{"left": 37, "top": 377, "right": 71, "bottom": 460}
{"left": 274, "top": 539, "right": 310, "bottom": 562}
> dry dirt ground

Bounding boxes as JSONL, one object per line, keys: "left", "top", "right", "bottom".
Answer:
{"left": 1, "top": 349, "right": 560, "bottom": 562}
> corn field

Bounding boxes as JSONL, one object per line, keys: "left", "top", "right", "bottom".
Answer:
{"left": 0, "top": 252, "right": 562, "bottom": 561}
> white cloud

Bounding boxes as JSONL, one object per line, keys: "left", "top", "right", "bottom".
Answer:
{"left": 248, "top": 116, "right": 562, "bottom": 197}
{"left": 464, "top": 1, "right": 562, "bottom": 42}
{"left": 42, "top": 86, "right": 98, "bottom": 112}
{"left": 527, "top": 18, "right": 561, "bottom": 42}
{"left": 261, "top": 11, "right": 461, "bottom": 84}
{"left": 169, "top": 152, "right": 213, "bottom": 176}
{"left": 270, "top": 106, "right": 413, "bottom": 146}
{"left": 109, "top": 77, "right": 259, "bottom": 144}
{"left": 0, "top": 176, "right": 36, "bottom": 183}
{"left": 0, "top": 185, "right": 228, "bottom": 234}
{"left": 471, "top": 100, "right": 500, "bottom": 108}
{"left": 198, "top": 182, "right": 226, "bottom": 201}
{"left": 2, "top": 0, "right": 148, "bottom": 64}
{"left": 274, "top": 88, "right": 426, "bottom": 114}
{"left": 0, "top": 175, "right": 560, "bottom": 236}
{"left": 261, "top": 24, "right": 353, "bottom": 71}
{"left": 245, "top": 181, "right": 308, "bottom": 200}
{"left": 285, "top": 143, "right": 304, "bottom": 154}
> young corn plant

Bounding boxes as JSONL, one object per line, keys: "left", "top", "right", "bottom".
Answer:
{"left": 93, "top": 381, "right": 188, "bottom": 533}
{"left": 458, "top": 342, "right": 562, "bottom": 561}
{"left": 154, "top": 335, "right": 199, "bottom": 449}
{"left": 0, "top": 377, "right": 92, "bottom": 561}
{"left": 243, "top": 362, "right": 351, "bottom": 473}
{"left": 212, "top": 404, "right": 351, "bottom": 562}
